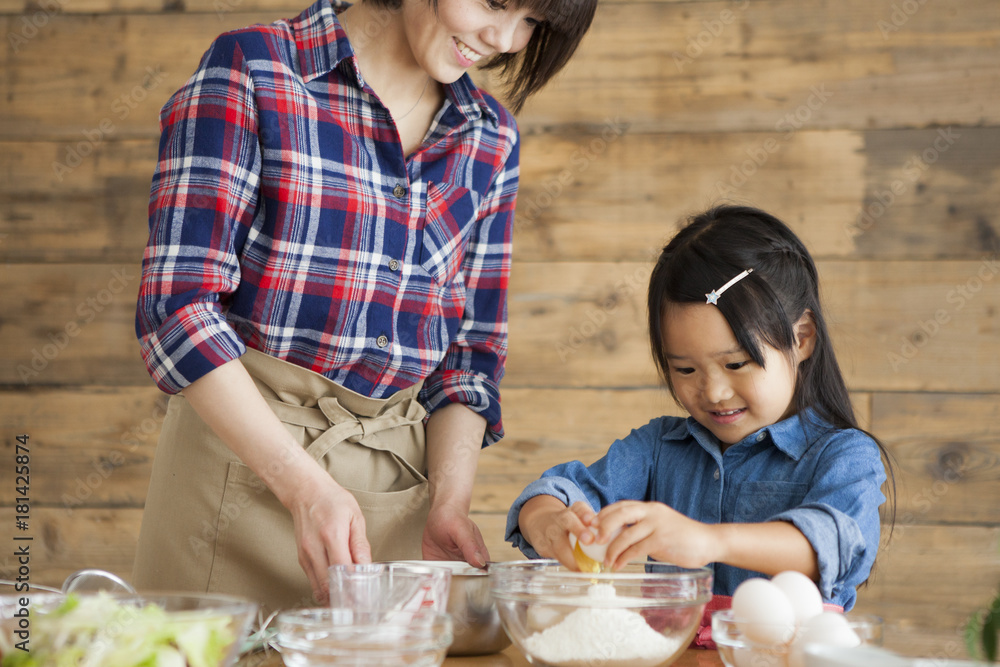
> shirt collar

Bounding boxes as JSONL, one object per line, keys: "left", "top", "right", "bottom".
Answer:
{"left": 662, "top": 409, "right": 832, "bottom": 461}
{"left": 290, "top": 0, "right": 498, "bottom": 125}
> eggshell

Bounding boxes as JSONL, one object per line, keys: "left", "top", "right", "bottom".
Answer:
{"left": 771, "top": 571, "right": 824, "bottom": 625}
{"left": 732, "top": 578, "right": 798, "bottom": 646}
{"left": 569, "top": 527, "right": 608, "bottom": 564}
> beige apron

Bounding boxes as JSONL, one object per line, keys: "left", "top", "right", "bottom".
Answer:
{"left": 132, "top": 348, "right": 430, "bottom": 613}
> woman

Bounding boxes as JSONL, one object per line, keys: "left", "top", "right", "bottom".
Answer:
{"left": 133, "top": 0, "right": 596, "bottom": 612}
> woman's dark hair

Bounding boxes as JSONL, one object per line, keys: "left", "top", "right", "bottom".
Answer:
{"left": 366, "top": 0, "right": 597, "bottom": 113}
{"left": 647, "top": 205, "right": 896, "bottom": 547}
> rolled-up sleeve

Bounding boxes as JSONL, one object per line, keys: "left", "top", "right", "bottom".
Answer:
{"left": 420, "top": 131, "right": 518, "bottom": 446}
{"left": 135, "top": 35, "right": 261, "bottom": 393}
{"left": 771, "top": 432, "right": 887, "bottom": 610}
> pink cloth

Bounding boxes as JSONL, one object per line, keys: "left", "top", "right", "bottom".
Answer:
{"left": 691, "top": 594, "right": 844, "bottom": 650}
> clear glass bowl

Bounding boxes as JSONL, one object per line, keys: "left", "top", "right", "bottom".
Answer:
{"left": 712, "top": 608, "right": 884, "bottom": 667}
{"left": 328, "top": 562, "right": 451, "bottom": 612}
{"left": 274, "top": 607, "right": 453, "bottom": 666}
{"left": 391, "top": 560, "right": 511, "bottom": 656}
{"left": 0, "top": 591, "right": 257, "bottom": 666}
{"left": 489, "top": 559, "right": 713, "bottom": 667}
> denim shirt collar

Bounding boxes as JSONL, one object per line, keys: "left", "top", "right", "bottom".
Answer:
{"left": 661, "top": 409, "right": 832, "bottom": 461}
{"left": 291, "top": 0, "right": 498, "bottom": 125}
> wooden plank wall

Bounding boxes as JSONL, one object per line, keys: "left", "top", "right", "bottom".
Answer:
{"left": 1, "top": 0, "right": 999, "bottom": 658}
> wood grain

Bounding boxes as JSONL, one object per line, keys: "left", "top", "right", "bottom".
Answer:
{"left": 506, "top": 260, "right": 1000, "bottom": 392}
{"left": 2, "top": 0, "right": 998, "bottom": 658}
{"left": 4, "top": 127, "right": 997, "bottom": 264}
{"left": 3, "top": 259, "right": 997, "bottom": 392}
{"left": 3, "top": 0, "right": 998, "bottom": 138}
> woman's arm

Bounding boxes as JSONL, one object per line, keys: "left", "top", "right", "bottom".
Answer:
{"left": 180, "top": 358, "right": 371, "bottom": 603}
{"left": 421, "top": 402, "right": 490, "bottom": 567}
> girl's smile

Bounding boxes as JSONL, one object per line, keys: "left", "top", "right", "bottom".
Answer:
{"left": 663, "top": 302, "right": 814, "bottom": 447}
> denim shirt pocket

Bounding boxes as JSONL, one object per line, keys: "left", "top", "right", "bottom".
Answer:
{"left": 419, "top": 182, "right": 478, "bottom": 285}
{"left": 733, "top": 481, "right": 810, "bottom": 522}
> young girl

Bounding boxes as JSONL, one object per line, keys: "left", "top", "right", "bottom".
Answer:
{"left": 506, "top": 205, "right": 894, "bottom": 611}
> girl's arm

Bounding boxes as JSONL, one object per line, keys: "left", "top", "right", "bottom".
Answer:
{"left": 595, "top": 500, "right": 819, "bottom": 579}
{"left": 181, "top": 359, "right": 372, "bottom": 603}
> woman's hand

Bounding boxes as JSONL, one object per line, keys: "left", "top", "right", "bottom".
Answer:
{"left": 422, "top": 502, "right": 489, "bottom": 567}
{"left": 596, "top": 500, "right": 716, "bottom": 570}
{"left": 284, "top": 468, "right": 372, "bottom": 604}
{"left": 518, "top": 497, "right": 597, "bottom": 570}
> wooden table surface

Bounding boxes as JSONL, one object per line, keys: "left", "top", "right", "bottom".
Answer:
{"left": 238, "top": 645, "right": 724, "bottom": 666}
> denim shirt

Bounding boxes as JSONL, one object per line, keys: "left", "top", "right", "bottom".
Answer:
{"left": 505, "top": 410, "right": 887, "bottom": 610}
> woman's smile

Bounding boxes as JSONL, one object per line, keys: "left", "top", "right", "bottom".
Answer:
{"left": 454, "top": 37, "right": 485, "bottom": 65}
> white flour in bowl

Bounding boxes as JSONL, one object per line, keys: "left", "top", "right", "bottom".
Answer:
{"left": 522, "top": 583, "right": 684, "bottom": 667}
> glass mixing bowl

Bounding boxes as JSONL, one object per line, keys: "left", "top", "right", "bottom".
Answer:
{"left": 0, "top": 591, "right": 257, "bottom": 666}
{"left": 273, "top": 607, "right": 453, "bottom": 666}
{"left": 713, "top": 609, "right": 884, "bottom": 667}
{"left": 390, "top": 560, "right": 511, "bottom": 656}
{"left": 489, "top": 560, "right": 713, "bottom": 667}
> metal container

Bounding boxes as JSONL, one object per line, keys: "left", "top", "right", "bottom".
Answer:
{"left": 391, "top": 561, "right": 511, "bottom": 656}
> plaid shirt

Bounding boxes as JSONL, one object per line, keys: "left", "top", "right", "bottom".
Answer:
{"left": 136, "top": 0, "right": 518, "bottom": 444}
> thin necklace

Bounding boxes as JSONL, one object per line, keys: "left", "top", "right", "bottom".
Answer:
{"left": 395, "top": 76, "right": 431, "bottom": 121}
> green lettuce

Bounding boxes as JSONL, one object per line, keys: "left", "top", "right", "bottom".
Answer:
{"left": 0, "top": 593, "right": 237, "bottom": 667}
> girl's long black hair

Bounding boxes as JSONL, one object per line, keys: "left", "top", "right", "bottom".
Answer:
{"left": 647, "top": 205, "right": 896, "bottom": 549}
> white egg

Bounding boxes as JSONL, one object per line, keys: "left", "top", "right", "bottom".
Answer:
{"left": 732, "top": 578, "right": 798, "bottom": 646}
{"left": 788, "top": 611, "right": 862, "bottom": 667}
{"left": 771, "top": 571, "right": 824, "bottom": 625}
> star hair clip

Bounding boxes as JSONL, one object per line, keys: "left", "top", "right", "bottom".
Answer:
{"left": 705, "top": 268, "right": 753, "bottom": 305}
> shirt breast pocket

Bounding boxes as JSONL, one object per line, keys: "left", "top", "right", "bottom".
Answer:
{"left": 419, "top": 183, "right": 478, "bottom": 285}
{"left": 733, "top": 481, "right": 810, "bottom": 523}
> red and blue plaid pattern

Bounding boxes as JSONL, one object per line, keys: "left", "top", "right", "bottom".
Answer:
{"left": 136, "top": 0, "right": 518, "bottom": 444}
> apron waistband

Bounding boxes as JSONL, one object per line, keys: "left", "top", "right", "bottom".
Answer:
{"left": 240, "top": 348, "right": 427, "bottom": 478}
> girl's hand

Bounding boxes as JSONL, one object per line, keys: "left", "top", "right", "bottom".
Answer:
{"left": 285, "top": 469, "right": 372, "bottom": 604}
{"left": 596, "top": 500, "right": 716, "bottom": 570}
{"left": 518, "top": 496, "right": 597, "bottom": 569}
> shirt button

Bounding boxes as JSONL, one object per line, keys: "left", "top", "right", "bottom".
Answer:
{"left": 376, "top": 335, "right": 389, "bottom": 348}
{"left": 388, "top": 259, "right": 400, "bottom": 271}
{"left": 713, "top": 468, "right": 720, "bottom": 481}
{"left": 756, "top": 432, "right": 766, "bottom": 443}
{"left": 392, "top": 184, "right": 407, "bottom": 198}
